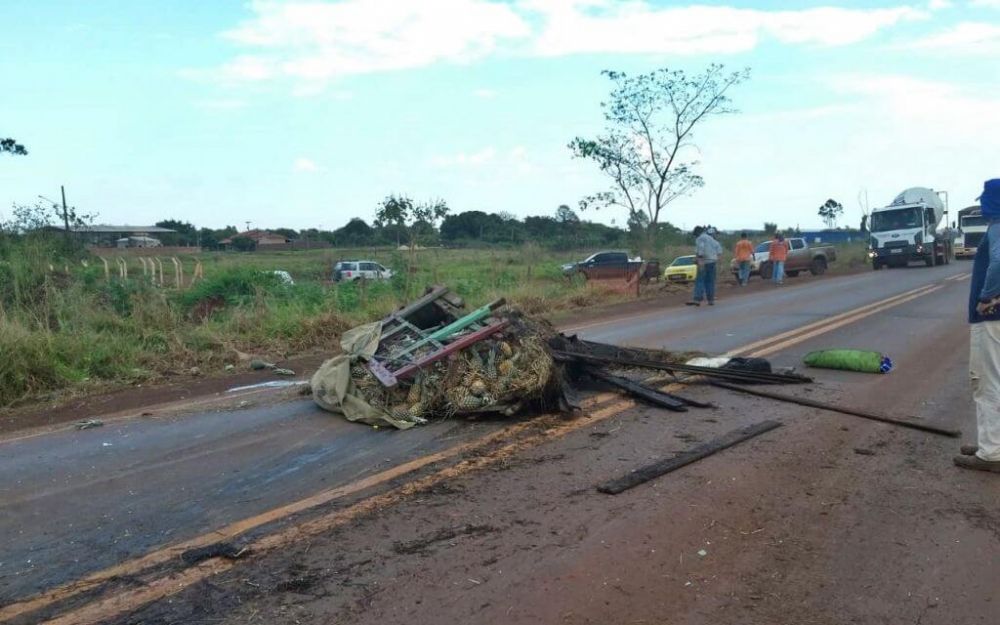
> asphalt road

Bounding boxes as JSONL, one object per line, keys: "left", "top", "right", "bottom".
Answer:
{"left": 0, "top": 261, "right": 988, "bottom": 625}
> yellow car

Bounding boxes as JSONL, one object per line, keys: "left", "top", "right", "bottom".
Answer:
{"left": 664, "top": 255, "right": 698, "bottom": 283}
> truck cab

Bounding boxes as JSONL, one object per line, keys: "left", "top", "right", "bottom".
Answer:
{"left": 955, "top": 206, "right": 986, "bottom": 259}
{"left": 869, "top": 188, "right": 950, "bottom": 269}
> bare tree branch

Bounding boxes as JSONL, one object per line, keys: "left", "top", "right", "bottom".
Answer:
{"left": 570, "top": 65, "right": 749, "bottom": 248}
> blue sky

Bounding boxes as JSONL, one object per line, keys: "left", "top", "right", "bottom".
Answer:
{"left": 2, "top": 0, "right": 999, "bottom": 232}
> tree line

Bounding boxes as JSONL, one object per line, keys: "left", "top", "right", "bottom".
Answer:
{"left": 153, "top": 203, "right": 692, "bottom": 251}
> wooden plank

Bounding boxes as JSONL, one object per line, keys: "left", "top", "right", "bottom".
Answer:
{"left": 391, "top": 286, "right": 449, "bottom": 321}
{"left": 709, "top": 381, "right": 961, "bottom": 438}
{"left": 586, "top": 368, "right": 687, "bottom": 412}
{"left": 596, "top": 420, "right": 784, "bottom": 495}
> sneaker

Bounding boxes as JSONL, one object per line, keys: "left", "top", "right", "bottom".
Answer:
{"left": 685, "top": 301, "right": 701, "bottom": 307}
{"left": 954, "top": 455, "right": 1000, "bottom": 473}
{"left": 708, "top": 301, "right": 715, "bottom": 306}
{"left": 960, "top": 444, "right": 979, "bottom": 456}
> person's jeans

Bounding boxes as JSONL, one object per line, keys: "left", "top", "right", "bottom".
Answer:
{"left": 772, "top": 260, "right": 785, "bottom": 284}
{"left": 693, "top": 261, "right": 717, "bottom": 302}
{"left": 738, "top": 261, "right": 751, "bottom": 285}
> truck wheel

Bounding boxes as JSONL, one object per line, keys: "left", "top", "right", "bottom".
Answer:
{"left": 786, "top": 270, "right": 800, "bottom": 278}
{"left": 925, "top": 256, "right": 934, "bottom": 267}
{"left": 872, "top": 261, "right": 882, "bottom": 270}
{"left": 809, "top": 257, "right": 827, "bottom": 276}
{"left": 759, "top": 262, "right": 773, "bottom": 280}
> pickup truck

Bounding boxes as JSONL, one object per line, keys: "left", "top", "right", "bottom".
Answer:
{"left": 730, "top": 237, "right": 837, "bottom": 280}
{"left": 561, "top": 251, "right": 642, "bottom": 279}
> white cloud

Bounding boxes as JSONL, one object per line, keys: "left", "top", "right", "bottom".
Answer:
{"left": 473, "top": 88, "right": 498, "bottom": 99}
{"left": 207, "top": 1, "right": 926, "bottom": 88}
{"left": 220, "top": 0, "right": 529, "bottom": 84}
{"left": 896, "top": 21, "right": 1000, "bottom": 54}
{"left": 928, "top": 0, "right": 953, "bottom": 9}
{"left": 293, "top": 157, "right": 321, "bottom": 172}
{"left": 970, "top": 0, "right": 1000, "bottom": 7}
{"left": 826, "top": 73, "right": 1000, "bottom": 145}
{"left": 525, "top": 1, "right": 927, "bottom": 56}
{"left": 430, "top": 146, "right": 497, "bottom": 168}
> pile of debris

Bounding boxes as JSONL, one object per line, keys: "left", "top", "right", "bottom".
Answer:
{"left": 311, "top": 286, "right": 817, "bottom": 429}
{"left": 311, "top": 287, "right": 573, "bottom": 429}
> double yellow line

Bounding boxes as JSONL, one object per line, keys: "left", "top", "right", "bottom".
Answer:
{"left": 731, "top": 282, "right": 944, "bottom": 358}
{"left": 4, "top": 275, "right": 959, "bottom": 625}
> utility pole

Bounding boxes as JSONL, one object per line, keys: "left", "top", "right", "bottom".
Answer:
{"left": 245, "top": 220, "right": 251, "bottom": 232}
{"left": 61, "top": 185, "right": 70, "bottom": 240}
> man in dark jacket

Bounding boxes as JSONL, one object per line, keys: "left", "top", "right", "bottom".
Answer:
{"left": 956, "top": 179, "right": 1000, "bottom": 473}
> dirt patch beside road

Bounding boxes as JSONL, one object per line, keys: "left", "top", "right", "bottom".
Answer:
{"left": 0, "top": 353, "right": 327, "bottom": 437}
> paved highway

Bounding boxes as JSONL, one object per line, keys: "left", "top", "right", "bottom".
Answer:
{"left": 2, "top": 261, "right": 990, "bottom": 625}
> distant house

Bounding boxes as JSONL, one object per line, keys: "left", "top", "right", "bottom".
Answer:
{"left": 219, "top": 229, "right": 291, "bottom": 248}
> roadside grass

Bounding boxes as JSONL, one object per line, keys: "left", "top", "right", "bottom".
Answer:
{"left": 0, "top": 240, "right": 868, "bottom": 408}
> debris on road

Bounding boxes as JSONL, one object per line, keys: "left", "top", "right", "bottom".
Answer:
{"left": 74, "top": 419, "right": 104, "bottom": 430}
{"left": 180, "top": 542, "right": 250, "bottom": 564}
{"left": 311, "top": 286, "right": 809, "bottom": 429}
{"left": 312, "top": 287, "right": 566, "bottom": 429}
{"left": 708, "top": 381, "right": 960, "bottom": 437}
{"left": 804, "top": 349, "right": 893, "bottom": 374}
{"left": 250, "top": 359, "right": 276, "bottom": 371}
{"left": 272, "top": 368, "right": 296, "bottom": 376}
{"left": 596, "top": 420, "right": 784, "bottom": 494}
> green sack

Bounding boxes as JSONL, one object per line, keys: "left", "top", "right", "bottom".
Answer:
{"left": 803, "top": 349, "right": 893, "bottom": 374}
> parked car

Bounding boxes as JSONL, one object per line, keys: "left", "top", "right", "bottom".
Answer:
{"left": 730, "top": 238, "right": 837, "bottom": 280}
{"left": 561, "top": 251, "right": 641, "bottom": 276}
{"left": 664, "top": 255, "right": 698, "bottom": 283}
{"left": 332, "top": 260, "right": 393, "bottom": 282}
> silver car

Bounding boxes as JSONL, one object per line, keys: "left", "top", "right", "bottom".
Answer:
{"left": 333, "top": 260, "right": 393, "bottom": 282}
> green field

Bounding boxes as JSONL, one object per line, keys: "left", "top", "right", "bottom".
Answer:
{"left": 0, "top": 239, "right": 870, "bottom": 408}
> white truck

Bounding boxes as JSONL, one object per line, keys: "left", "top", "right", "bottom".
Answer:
{"left": 868, "top": 187, "right": 951, "bottom": 269}
{"left": 955, "top": 205, "right": 986, "bottom": 259}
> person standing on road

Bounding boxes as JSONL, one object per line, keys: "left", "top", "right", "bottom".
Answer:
{"left": 769, "top": 232, "right": 790, "bottom": 285}
{"left": 734, "top": 232, "right": 754, "bottom": 286}
{"left": 688, "top": 226, "right": 723, "bottom": 307}
{"left": 957, "top": 179, "right": 1000, "bottom": 473}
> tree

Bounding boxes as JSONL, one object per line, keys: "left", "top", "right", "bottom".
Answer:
{"left": 1, "top": 138, "right": 27, "bottom": 156}
{"left": 375, "top": 195, "right": 449, "bottom": 248}
{"left": 555, "top": 204, "right": 580, "bottom": 224}
{"left": 818, "top": 198, "right": 844, "bottom": 229}
{"left": 375, "top": 195, "right": 413, "bottom": 247}
{"left": 272, "top": 227, "right": 298, "bottom": 240}
{"left": 155, "top": 219, "right": 197, "bottom": 246}
{"left": 860, "top": 214, "right": 869, "bottom": 234}
{"left": 763, "top": 222, "right": 778, "bottom": 234}
{"left": 569, "top": 64, "right": 749, "bottom": 248}
{"left": 333, "top": 218, "right": 375, "bottom": 246}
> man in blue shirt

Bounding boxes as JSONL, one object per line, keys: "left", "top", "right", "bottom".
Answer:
{"left": 956, "top": 179, "right": 1000, "bottom": 473}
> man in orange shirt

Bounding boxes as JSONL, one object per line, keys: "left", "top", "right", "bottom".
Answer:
{"left": 769, "top": 232, "right": 790, "bottom": 285}
{"left": 734, "top": 232, "right": 754, "bottom": 286}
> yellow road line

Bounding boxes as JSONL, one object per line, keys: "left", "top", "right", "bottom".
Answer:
{"left": 8, "top": 275, "right": 956, "bottom": 624}
{"left": 749, "top": 285, "right": 944, "bottom": 357}
{"left": 38, "top": 394, "right": 662, "bottom": 625}
{"left": 726, "top": 284, "right": 938, "bottom": 356}
{"left": 0, "top": 390, "right": 623, "bottom": 623}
